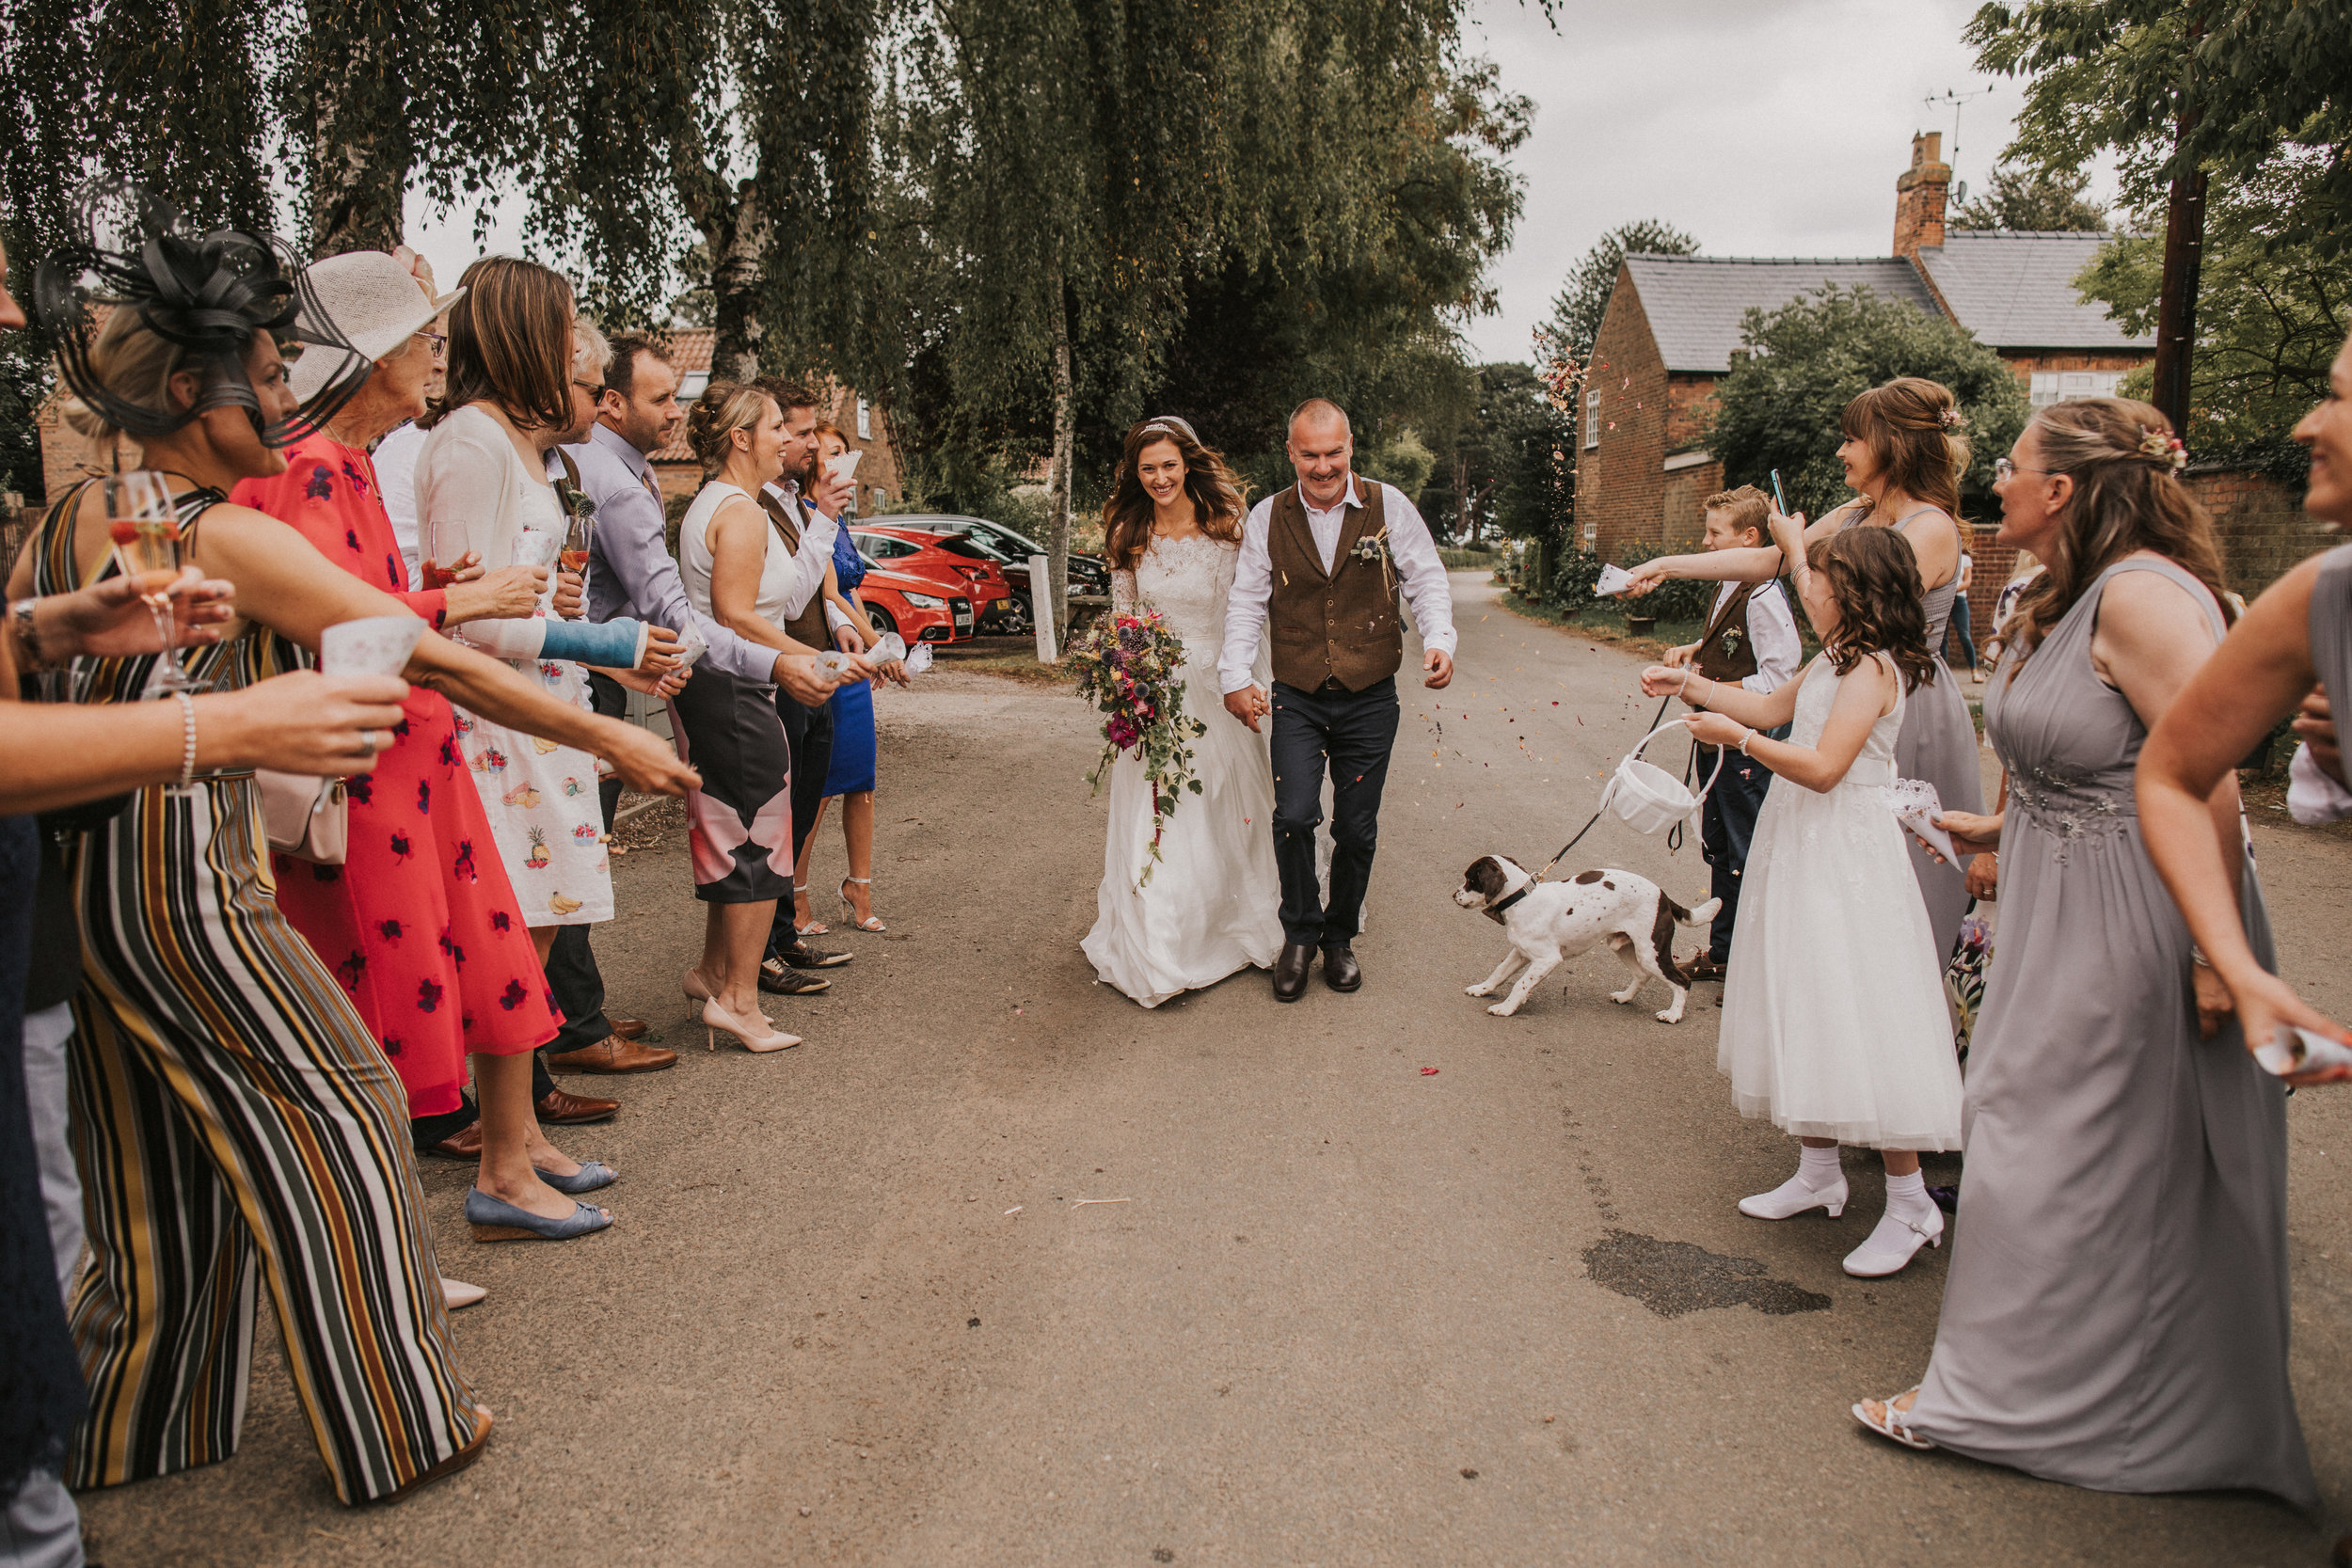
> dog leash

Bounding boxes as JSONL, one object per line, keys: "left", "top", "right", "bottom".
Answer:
{"left": 1524, "top": 692, "right": 1681, "bottom": 883}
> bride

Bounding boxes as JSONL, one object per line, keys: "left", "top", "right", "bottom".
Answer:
{"left": 1082, "top": 417, "right": 1283, "bottom": 1006}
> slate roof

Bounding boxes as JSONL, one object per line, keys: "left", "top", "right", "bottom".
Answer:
{"left": 1911, "top": 230, "right": 2151, "bottom": 352}
{"left": 1621, "top": 255, "right": 1941, "bottom": 374}
{"left": 647, "top": 328, "right": 715, "bottom": 464}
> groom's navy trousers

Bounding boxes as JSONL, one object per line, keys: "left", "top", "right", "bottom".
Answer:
{"left": 1269, "top": 675, "right": 1401, "bottom": 947}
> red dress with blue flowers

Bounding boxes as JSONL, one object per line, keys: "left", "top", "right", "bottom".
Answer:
{"left": 232, "top": 434, "right": 558, "bottom": 1117}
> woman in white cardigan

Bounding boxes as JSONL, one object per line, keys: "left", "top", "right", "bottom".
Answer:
{"left": 415, "top": 258, "right": 676, "bottom": 1241}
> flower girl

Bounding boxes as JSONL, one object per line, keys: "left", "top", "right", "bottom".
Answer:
{"left": 1641, "top": 523, "right": 1963, "bottom": 1277}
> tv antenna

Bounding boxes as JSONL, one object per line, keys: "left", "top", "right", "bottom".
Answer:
{"left": 1925, "top": 87, "right": 1997, "bottom": 196}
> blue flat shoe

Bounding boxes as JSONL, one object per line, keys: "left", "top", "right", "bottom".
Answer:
{"left": 538, "top": 1160, "right": 617, "bottom": 1195}
{"left": 465, "top": 1186, "right": 612, "bottom": 1243}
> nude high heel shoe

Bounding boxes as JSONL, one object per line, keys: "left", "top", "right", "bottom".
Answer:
{"left": 683, "top": 966, "right": 714, "bottom": 1003}
{"left": 701, "top": 997, "right": 801, "bottom": 1053}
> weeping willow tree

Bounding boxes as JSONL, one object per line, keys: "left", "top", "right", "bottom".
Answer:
{"left": 870, "top": 0, "right": 1529, "bottom": 625}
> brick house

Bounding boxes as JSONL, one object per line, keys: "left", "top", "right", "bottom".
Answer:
{"left": 1577, "top": 132, "right": 2154, "bottom": 624}
{"left": 644, "top": 327, "right": 905, "bottom": 515}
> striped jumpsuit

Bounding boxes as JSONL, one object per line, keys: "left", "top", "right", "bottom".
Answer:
{"left": 29, "top": 486, "right": 484, "bottom": 1504}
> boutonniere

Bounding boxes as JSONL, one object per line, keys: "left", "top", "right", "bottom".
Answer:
{"left": 1349, "top": 524, "right": 1397, "bottom": 591}
{"left": 556, "top": 483, "right": 596, "bottom": 523}
{"left": 1719, "top": 626, "right": 1744, "bottom": 657}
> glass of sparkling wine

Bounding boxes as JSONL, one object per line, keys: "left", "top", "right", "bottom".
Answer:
{"left": 561, "top": 503, "right": 596, "bottom": 592}
{"left": 103, "top": 470, "right": 196, "bottom": 694}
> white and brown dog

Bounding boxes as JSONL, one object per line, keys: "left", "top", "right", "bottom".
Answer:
{"left": 1454, "top": 856, "right": 1721, "bottom": 1023}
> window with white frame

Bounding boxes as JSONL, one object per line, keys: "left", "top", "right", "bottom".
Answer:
{"left": 855, "top": 396, "right": 873, "bottom": 439}
{"left": 1582, "top": 388, "right": 1601, "bottom": 450}
{"left": 2029, "top": 369, "right": 2127, "bottom": 407}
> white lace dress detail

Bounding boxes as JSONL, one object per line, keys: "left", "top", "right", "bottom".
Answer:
{"left": 1713, "top": 655, "right": 1963, "bottom": 1149}
{"left": 1084, "top": 533, "right": 1282, "bottom": 1006}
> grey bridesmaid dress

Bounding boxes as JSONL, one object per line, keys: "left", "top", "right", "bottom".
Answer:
{"left": 2314, "top": 544, "right": 2352, "bottom": 715}
{"left": 1838, "top": 505, "right": 1982, "bottom": 952}
{"left": 1906, "top": 557, "right": 2315, "bottom": 1509}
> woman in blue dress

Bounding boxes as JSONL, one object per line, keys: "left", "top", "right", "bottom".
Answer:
{"left": 793, "top": 423, "right": 888, "bottom": 934}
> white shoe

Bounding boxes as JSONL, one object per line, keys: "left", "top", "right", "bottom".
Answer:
{"left": 441, "top": 1275, "right": 486, "bottom": 1310}
{"left": 1842, "top": 1206, "right": 1945, "bottom": 1276}
{"left": 1738, "top": 1174, "right": 1849, "bottom": 1220}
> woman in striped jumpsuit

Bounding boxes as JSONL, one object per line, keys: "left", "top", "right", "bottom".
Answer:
{"left": 16, "top": 201, "right": 697, "bottom": 1505}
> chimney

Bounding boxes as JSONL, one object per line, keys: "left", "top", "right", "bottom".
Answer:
{"left": 1893, "top": 131, "right": 1951, "bottom": 258}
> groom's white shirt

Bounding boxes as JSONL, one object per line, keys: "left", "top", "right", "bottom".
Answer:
{"left": 1218, "top": 476, "right": 1457, "bottom": 694}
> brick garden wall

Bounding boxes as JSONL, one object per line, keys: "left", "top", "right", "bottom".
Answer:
{"left": 2187, "top": 466, "right": 2328, "bottom": 600}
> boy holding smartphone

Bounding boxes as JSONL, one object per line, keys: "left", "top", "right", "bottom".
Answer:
{"left": 1661, "top": 485, "right": 1803, "bottom": 980}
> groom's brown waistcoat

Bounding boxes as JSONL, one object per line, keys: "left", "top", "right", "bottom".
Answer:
{"left": 1265, "top": 479, "right": 1401, "bottom": 692}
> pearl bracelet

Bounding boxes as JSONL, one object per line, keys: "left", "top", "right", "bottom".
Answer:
{"left": 173, "top": 691, "right": 198, "bottom": 787}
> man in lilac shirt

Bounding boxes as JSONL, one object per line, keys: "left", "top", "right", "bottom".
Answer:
{"left": 565, "top": 336, "right": 859, "bottom": 1006}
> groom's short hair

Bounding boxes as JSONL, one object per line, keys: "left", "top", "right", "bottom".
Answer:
{"left": 1288, "top": 398, "right": 1351, "bottom": 440}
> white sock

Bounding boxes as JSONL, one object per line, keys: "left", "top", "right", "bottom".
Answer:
{"left": 1797, "top": 1144, "right": 1842, "bottom": 1190}
{"left": 1884, "top": 1169, "right": 1934, "bottom": 1220}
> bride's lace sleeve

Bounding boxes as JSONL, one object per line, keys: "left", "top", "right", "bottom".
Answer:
{"left": 1111, "top": 567, "right": 1138, "bottom": 614}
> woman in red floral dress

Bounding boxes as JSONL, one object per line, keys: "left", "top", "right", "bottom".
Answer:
{"left": 230, "top": 259, "right": 564, "bottom": 1131}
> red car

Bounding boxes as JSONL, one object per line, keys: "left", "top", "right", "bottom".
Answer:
{"left": 851, "top": 527, "right": 1019, "bottom": 632}
{"left": 855, "top": 565, "right": 977, "bottom": 643}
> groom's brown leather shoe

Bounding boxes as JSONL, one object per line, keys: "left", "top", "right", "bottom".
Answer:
{"left": 1273, "top": 942, "right": 1314, "bottom": 1003}
{"left": 1322, "top": 942, "right": 1361, "bottom": 992}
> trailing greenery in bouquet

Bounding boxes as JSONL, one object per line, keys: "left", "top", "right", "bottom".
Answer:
{"left": 1069, "top": 609, "right": 1206, "bottom": 886}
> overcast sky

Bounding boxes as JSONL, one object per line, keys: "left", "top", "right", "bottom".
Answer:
{"left": 409, "top": 0, "right": 2103, "bottom": 366}
{"left": 1458, "top": 0, "right": 2106, "bottom": 364}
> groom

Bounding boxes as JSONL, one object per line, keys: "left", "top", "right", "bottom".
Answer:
{"left": 1220, "top": 399, "right": 1457, "bottom": 1002}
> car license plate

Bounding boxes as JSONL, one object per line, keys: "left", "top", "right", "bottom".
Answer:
{"left": 953, "top": 602, "right": 973, "bottom": 630}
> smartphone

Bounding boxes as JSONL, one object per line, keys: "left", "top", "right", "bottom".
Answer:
{"left": 1769, "top": 469, "right": 1789, "bottom": 516}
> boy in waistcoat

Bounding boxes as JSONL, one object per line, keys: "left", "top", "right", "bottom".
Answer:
{"left": 1218, "top": 400, "right": 1459, "bottom": 1001}
{"left": 1663, "top": 486, "right": 1802, "bottom": 980}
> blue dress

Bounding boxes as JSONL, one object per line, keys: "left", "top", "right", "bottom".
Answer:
{"left": 824, "top": 525, "right": 880, "bottom": 796}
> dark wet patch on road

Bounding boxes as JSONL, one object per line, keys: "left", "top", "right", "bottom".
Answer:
{"left": 1581, "top": 1228, "right": 1831, "bottom": 1318}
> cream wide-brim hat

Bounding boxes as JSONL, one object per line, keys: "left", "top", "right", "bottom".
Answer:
{"left": 288, "top": 251, "right": 466, "bottom": 403}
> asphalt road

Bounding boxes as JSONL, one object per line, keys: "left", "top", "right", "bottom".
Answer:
{"left": 78, "top": 573, "right": 2352, "bottom": 1566}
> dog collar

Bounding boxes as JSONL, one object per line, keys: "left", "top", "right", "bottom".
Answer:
{"left": 1488, "top": 884, "right": 1533, "bottom": 916}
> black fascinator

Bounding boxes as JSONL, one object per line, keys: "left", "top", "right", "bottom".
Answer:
{"left": 32, "top": 184, "right": 367, "bottom": 447}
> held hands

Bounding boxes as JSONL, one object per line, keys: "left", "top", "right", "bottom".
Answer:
{"left": 205, "top": 671, "right": 408, "bottom": 776}
{"left": 1224, "top": 685, "right": 1271, "bottom": 734}
{"left": 1423, "top": 648, "right": 1454, "bottom": 689}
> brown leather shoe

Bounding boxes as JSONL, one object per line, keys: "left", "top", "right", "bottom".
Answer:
{"left": 535, "top": 1086, "right": 620, "bottom": 1125}
{"left": 420, "top": 1122, "right": 483, "bottom": 1160}
{"left": 1321, "top": 942, "right": 1362, "bottom": 992}
{"left": 1273, "top": 941, "right": 1314, "bottom": 1003}
{"left": 544, "top": 1035, "right": 677, "bottom": 1074}
{"left": 609, "top": 1018, "right": 649, "bottom": 1041}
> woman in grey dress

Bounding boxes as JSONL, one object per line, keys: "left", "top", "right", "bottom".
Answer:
{"left": 1625, "top": 377, "right": 1982, "bottom": 952}
{"left": 1854, "top": 397, "right": 2315, "bottom": 1510}
{"left": 2142, "top": 325, "right": 2352, "bottom": 1062}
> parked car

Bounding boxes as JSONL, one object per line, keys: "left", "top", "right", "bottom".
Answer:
{"left": 850, "top": 527, "right": 1017, "bottom": 632}
{"left": 861, "top": 512, "right": 1111, "bottom": 631}
{"left": 855, "top": 565, "right": 977, "bottom": 644}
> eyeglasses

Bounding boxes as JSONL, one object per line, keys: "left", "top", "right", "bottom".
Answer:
{"left": 572, "top": 378, "right": 605, "bottom": 396}
{"left": 412, "top": 329, "right": 447, "bottom": 361}
{"left": 1993, "top": 458, "right": 2057, "bottom": 483}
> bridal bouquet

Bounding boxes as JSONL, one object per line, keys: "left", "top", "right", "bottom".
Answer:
{"left": 1069, "top": 609, "right": 1205, "bottom": 885}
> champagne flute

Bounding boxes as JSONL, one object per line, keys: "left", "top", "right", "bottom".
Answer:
{"left": 103, "top": 470, "right": 196, "bottom": 694}
{"left": 561, "top": 497, "right": 596, "bottom": 597}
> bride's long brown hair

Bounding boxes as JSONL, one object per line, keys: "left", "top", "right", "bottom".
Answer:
{"left": 1101, "top": 417, "right": 1248, "bottom": 571}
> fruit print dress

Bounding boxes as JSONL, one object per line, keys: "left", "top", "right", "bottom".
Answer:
{"left": 414, "top": 405, "right": 615, "bottom": 927}
{"left": 231, "top": 433, "right": 558, "bottom": 1117}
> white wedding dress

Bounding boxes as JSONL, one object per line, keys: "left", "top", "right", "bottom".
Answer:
{"left": 1083, "top": 533, "right": 1284, "bottom": 1007}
